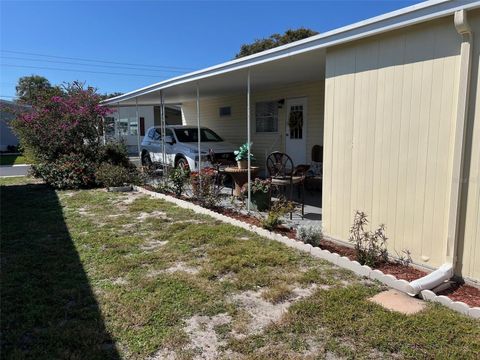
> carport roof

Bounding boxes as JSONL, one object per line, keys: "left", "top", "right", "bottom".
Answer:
{"left": 102, "top": 0, "right": 480, "bottom": 106}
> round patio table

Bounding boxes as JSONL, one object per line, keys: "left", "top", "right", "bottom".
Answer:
{"left": 223, "top": 166, "right": 259, "bottom": 197}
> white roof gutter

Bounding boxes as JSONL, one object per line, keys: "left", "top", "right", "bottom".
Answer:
{"left": 102, "top": 0, "right": 480, "bottom": 105}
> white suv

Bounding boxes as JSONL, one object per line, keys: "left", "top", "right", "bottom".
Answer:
{"left": 140, "top": 126, "right": 236, "bottom": 170}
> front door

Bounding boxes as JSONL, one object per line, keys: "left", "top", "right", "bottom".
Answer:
{"left": 285, "top": 98, "right": 307, "bottom": 165}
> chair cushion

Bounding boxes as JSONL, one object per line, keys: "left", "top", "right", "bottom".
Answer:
{"left": 271, "top": 176, "right": 303, "bottom": 186}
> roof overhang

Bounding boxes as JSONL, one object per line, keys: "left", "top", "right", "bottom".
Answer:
{"left": 102, "top": 0, "right": 480, "bottom": 106}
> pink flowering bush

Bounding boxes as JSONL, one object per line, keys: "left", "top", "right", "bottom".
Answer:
{"left": 12, "top": 82, "right": 116, "bottom": 189}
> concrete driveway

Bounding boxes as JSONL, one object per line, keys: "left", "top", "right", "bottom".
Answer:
{"left": 0, "top": 165, "right": 30, "bottom": 177}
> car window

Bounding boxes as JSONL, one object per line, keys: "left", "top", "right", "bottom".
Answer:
{"left": 147, "top": 128, "right": 155, "bottom": 139}
{"left": 153, "top": 129, "right": 161, "bottom": 141}
{"left": 174, "top": 128, "right": 223, "bottom": 142}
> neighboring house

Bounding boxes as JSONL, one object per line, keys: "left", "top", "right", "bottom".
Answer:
{"left": 0, "top": 99, "right": 26, "bottom": 152}
{"left": 102, "top": 0, "right": 480, "bottom": 284}
{"left": 105, "top": 105, "right": 182, "bottom": 154}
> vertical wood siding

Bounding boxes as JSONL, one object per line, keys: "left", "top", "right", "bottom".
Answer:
{"left": 181, "top": 80, "right": 324, "bottom": 168}
{"left": 324, "top": 17, "right": 462, "bottom": 270}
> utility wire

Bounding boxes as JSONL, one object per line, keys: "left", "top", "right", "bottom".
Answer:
{"left": 1, "top": 50, "right": 195, "bottom": 71}
{"left": 1, "top": 63, "right": 169, "bottom": 78}
{"left": 0, "top": 56, "right": 188, "bottom": 74}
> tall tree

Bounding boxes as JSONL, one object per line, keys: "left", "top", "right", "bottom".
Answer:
{"left": 15, "top": 75, "right": 62, "bottom": 105}
{"left": 235, "top": 28, "right": 318, "bottom": 58}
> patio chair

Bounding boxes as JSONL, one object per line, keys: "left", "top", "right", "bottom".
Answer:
{"left": 266, "top": 151, "right": 305, "bottom": 219}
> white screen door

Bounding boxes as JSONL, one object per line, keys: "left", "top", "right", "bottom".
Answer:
{"left": 285, "top": 97, "right": 307, "bottom": 165}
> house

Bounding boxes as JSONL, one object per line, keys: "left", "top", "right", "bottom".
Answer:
{"left": 0, "top": 100, "right": 25, "bottom": 152}
{"left": 102, "top": 0, "right": 480, "bottom": 284}
{"left": 105, "top": 104, "right": 182, "bottom": 154}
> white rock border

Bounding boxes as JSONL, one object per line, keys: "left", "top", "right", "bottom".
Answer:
{"left": 134, "top": 186, "right": 480, "bottom": 320}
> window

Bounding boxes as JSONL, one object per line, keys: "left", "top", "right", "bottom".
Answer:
{"left": 117, "top": 118, "right": 129, "bottom": 136}
{"left": 219, "top": 106, "right": 231, "bottom": 117}
{"left": 255, "top": 101, "right": 278, "bottom": 132}
{"left": 174, "top": 128, "right": 223, "bottom": 142}
{"left": 148, "top": 128, "right": 156, "bottom": 139}
{"left": 104, "top": 117, "right": 115, "bottom": 137}
{"left": 129, "top": 120, "right": 138, "bottom": 136}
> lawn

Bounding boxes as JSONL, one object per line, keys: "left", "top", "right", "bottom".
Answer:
{"left": 1, "top": 177, "right": 479, "bottom": 359}
{"left": 0, "top": 154, "right": 29, "bottom": 166}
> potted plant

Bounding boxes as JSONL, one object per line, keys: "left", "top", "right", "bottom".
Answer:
{"left": 243, "top": 178, "right": 272, "bottom": 211}
{"left": 234, "top": 142, "right": 255, "bottom": 169}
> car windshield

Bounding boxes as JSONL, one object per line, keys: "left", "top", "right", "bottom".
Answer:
{"left": 174, "top": 128, "right": 223, "bottom": 142}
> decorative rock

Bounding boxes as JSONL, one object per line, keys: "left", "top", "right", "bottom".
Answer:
{"left": 420, "top": 289, "right": 436, "bottom": 301}
{"left": 447, "top": 301, "right": 470, "bottom": 315}
{"left": 433, "top": 295, "right": 452, "bottom": 307}
{"left": 468, "top": 307, "right": 480, "bottom": 319}
{"left": 369, "top": 269, "right": 385, "bottom": 282}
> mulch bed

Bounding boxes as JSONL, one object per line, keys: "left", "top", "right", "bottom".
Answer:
{"left": 142, "top": 187, "right": 480, "bottom": 308}
{"left": 437, "top": 283, "right": 480, "bottom": 308}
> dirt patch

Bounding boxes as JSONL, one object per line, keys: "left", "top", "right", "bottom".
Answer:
{"left": 140, "top": 240, "right": 168, "bottom": 251}
{"left": 147, "top": 263, "right": 200, "bottom": 277}
{"left": 185, "top": 314, "right": 232, "bottom": 359}
{"left": 136, "top": 210, "right": 170, "bottom": 221}
{"left": 230, "top": 285, "right": 317, "bottom": 337}
{"left": 111, "top": 277, "right": 129, "bottom": 286}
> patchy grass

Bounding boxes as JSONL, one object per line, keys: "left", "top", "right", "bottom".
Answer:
{"left": 1, "top": 177, "right": 479, "bottom": 359}
{"left": 0, "top": 154, "right": 29, "bottom": 165}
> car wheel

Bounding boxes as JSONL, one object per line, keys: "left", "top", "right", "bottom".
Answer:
{"left": 142, "top": 151, "right": 152, "bottom": 167}
{"left": 175, "top": 156, "right": 189, "bottom": 170}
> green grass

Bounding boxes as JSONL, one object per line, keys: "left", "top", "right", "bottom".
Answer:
{"left": 0, "top": 154, "right": 29, "bottom": 165}
{"left": 1, "top": 177, "right": 479, "bottom": 359}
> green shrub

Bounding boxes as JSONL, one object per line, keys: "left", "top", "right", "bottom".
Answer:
{"left": 297, "top": 224, "right": 323, "bottom": 247}
{"left": 31, "top": 153, "right": 97, "bottom": 189}
{"left": 168, "top": 166, "right": 190, "bottom": 197}
{"left": 261, "top": 199, "right": 294, "bottom": 231}
{"left": 349, "top": 211, "right": 388, "bottom": 267}
{"left": 99, "top": 141, "right": 130, "bottom": 167}
{"left": 96, "top": 163, "right": 140, "bottom": 188}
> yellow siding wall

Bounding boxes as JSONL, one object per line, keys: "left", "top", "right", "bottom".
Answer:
{"left": 324, "top": 17, "right": 462, "bottom": 270}
{"left": 181, "top": 81, "right": 324, "bottom": 168}
{"left": 457, "top": 10, "right": 480, "bottom": 281}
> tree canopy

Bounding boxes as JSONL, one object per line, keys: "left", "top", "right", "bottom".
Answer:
{"left": 15, "top": 75, "right": 62, "bottom": 106}
{"left": 235, "top": 28, "right": 318, "bottom": 58}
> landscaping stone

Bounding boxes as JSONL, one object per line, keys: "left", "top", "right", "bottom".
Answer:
{"left": 369, "top": 289, "right": 426, "bottom": 315}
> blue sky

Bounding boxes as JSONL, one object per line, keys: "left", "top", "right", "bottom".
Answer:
{"left": 1, "top": 0, "right": 421, "bottom": 99}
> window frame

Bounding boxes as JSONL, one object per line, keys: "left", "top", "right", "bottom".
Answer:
{"left": 255, "top": 101, "right": 279, "bottom": 133}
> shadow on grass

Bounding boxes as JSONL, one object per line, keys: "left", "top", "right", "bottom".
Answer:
{"left": 0, "top": 183, "right": 120, "bottom": 359}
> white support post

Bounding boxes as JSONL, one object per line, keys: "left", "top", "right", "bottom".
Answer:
{"left": 160, "top": 91, "right": 167, "bottom": 176}
{"left": 116, "top": 103, "right": 120, "bottom": 139}
{"left": 247, "top": 69, "right": 251, "bottom": 212}
{"left": 196, "top": 84, "right": 202, "bottom": 172}
{"left": 135, "top": 97, "right": 140, "bottom": 157}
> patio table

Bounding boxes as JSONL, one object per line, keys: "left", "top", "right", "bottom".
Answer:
{"left": 223, "top": 166, "right": 259, "bottom": 197}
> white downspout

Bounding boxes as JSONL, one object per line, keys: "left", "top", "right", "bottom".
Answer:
{"left": 408, "top": 10, "right": 473, "bottom": 296}
{"left": 446, "top": 9, "right": 473, "bottom": 274}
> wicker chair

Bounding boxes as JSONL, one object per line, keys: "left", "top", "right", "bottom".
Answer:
{"left": 266, "top": 151, "right": 305, "bottom": 218}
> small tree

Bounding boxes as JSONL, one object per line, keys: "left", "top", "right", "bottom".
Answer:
{"left": 235, "top": 28, "right": 318, "bottom": 58}
{"left": 12, "top": 82, "right": 113, "bottom": 188}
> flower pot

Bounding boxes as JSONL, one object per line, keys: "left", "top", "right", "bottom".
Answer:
{"left": 249, "top": 191, "right": 271, "bottom": 212}
{"left": 237, "top": 160, "right": 248, "bottom": 169}
{"left": 108, "top": 185, "right": 132, "bottom": 192}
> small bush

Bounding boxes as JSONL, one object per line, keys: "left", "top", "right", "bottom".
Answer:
{"left": 190, "top": 168, "right": 223, "bottom": 208}
{"left": 349, "top": 211, "right": 388, "bottom": 267}
{"left": 168, "top": 166, "right": 190, "bottom": 197}
{"left": 96, "top": 163, "right": 140, "bottom": 188}
{"left": 99, "top": 141, "right": 130, "bottom": 167}
{"left": 261, "top": 199, "right": 294, "bottom": 231}
{"left": 297, "top": 224, "right": 323, "bottom": 247}
{"left": 31, "top": 153, "right": 97, "bottom": 189}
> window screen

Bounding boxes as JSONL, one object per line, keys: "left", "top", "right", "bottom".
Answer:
{"left": 255, "top": 101, "right": 278, "bottom": 132}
